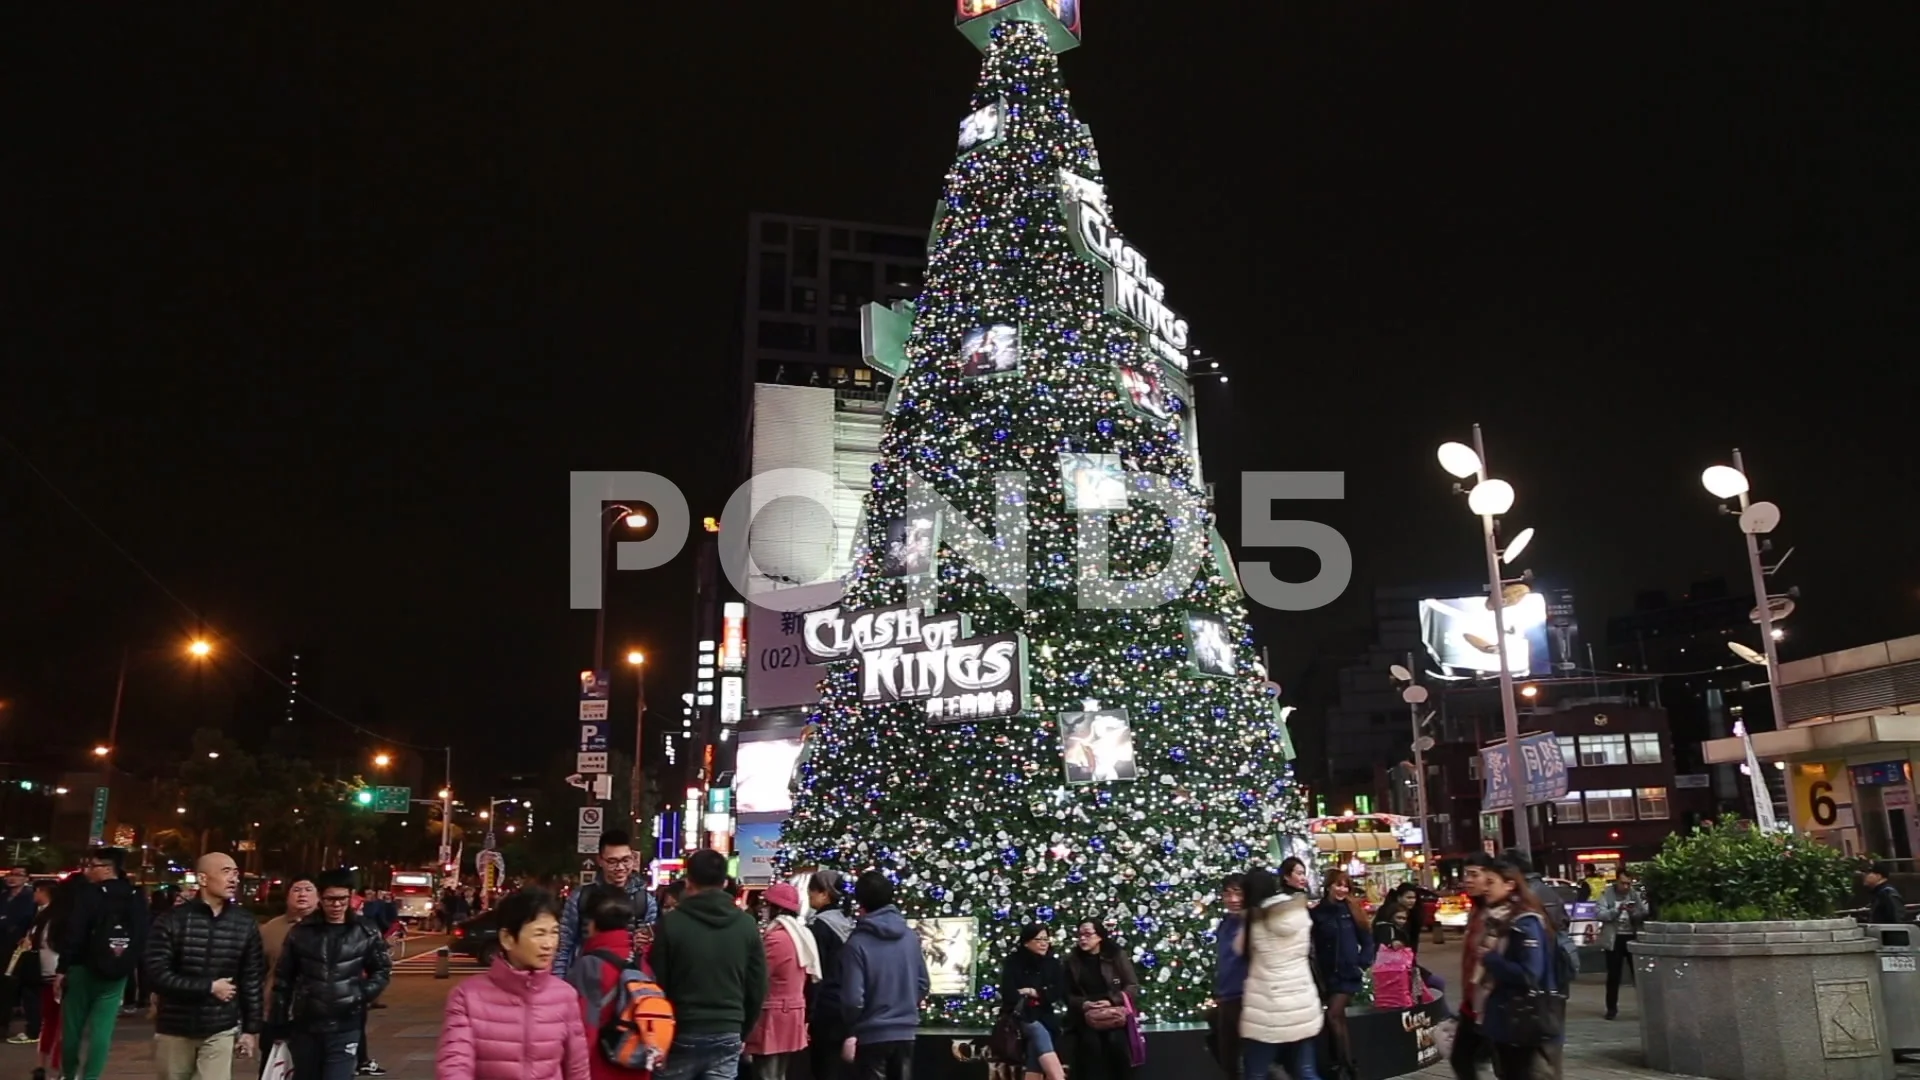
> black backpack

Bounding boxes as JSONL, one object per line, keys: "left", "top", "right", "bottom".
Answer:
{"left": 87, "top": 892, "right": 138, "bottom": 980}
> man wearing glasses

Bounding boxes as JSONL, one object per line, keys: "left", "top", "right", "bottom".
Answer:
{"left": 56, "top": 848, "right": 148, "bottom": 1080}
{"left": 271, "top": 871, "right": 391, "bottom": 1080}
{"left": 554, "top": 830, "right": 657, "bottom": 979}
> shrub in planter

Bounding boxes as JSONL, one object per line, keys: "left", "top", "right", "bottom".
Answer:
{"left": 1639, "top": 817, "right": 1854, "bottom": 921}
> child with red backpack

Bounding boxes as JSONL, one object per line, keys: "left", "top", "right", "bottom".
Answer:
{"left": 566, "top": 888, "right": 675, "bottom": 1080}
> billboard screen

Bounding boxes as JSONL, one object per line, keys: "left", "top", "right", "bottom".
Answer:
{"left": 736, "top": 735, "right": 805, "bottom": 816}
{"left": 1419, "top": 586, "right": 1578, "bottom": 678}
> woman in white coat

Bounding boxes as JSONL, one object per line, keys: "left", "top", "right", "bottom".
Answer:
{"left": 1237, "top": 864, "right": 1323, "bottom": 1080}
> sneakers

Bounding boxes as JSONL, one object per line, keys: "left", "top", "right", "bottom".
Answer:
{"left": 6, "top": 1033, "right": 33, "bottom": 1044}
{"left": 358, "top": 1063, "right": 388, "bottom": 1076}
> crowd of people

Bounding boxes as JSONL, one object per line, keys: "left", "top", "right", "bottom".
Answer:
{"left": 0, "top": 835, "right": 1602, "bottom": 1080}
{"left": 1210, "top": 852, "right": 1571, "bottom": 1080}
{"left": 433, "top": 836, "right": 931, "bottom": 1080}
{"left": 0, "top": 847, "right": 398, "bottom": 1080}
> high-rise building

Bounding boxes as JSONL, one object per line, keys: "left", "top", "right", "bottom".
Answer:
{"left": 723, "top": 214, "right": 926, "bottom": 882}
{"left": 741, "top": 213, "right": 927, "bottom": 393}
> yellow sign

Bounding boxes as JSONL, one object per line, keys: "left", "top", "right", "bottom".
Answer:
{"left": 1789, "top": 762, "right": 1844, "bottom": 832}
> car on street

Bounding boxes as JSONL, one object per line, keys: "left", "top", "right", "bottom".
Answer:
{"left": 449, "top": 910, "right": 502, "bottom": 966}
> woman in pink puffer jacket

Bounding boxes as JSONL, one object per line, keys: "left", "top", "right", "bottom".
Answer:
{"left": 438, "top": 889, "right": 591, "bottom": 1080}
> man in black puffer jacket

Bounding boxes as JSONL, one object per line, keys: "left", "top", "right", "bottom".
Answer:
{"left": 145, "top": 852, "right": 266, "bottom": 1079}
{"left": 272, "top": 871, "right": 392, "bottom": 1080}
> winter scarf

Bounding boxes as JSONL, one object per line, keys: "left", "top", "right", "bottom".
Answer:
{"left": 1470, "top": 898, "right": 1517, "bottom": 1019}
{"left": 777, "top": 914, "right": 822, "bottom": 981}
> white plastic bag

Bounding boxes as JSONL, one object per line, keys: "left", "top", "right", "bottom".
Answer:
{"left": 262, "top": 1041, "right": 294, "bottom": 1080}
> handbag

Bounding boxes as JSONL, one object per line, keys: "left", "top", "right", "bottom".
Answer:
{"left": 988, "top": 1012, "right": 1027, "bottom": 1065}
{"left": 1500, "top": 916, "right": 1566, "bottom": 1046}
{"left": 1123, "top": 993, "right": 1147, "bottom": 1068}
{"left": 1085, "top": 1002, "right": 1128, "bottom": 1031}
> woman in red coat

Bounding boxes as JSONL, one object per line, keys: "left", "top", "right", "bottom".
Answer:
{"left": 745, "top": 883, "right": 817, "bottom": 1080}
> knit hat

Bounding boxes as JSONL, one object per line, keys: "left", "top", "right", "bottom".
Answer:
{"left": 764, "top": 881, "right": 803, "bottom": 915}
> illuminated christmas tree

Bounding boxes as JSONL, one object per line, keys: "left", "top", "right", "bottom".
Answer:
{"left": 778, "top": 1, "right": 1306, "bottom": 1023}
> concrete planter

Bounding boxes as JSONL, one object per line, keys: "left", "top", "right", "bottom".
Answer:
{"left": 1632, "top": 919, "right": 1894, "bottom": 1080}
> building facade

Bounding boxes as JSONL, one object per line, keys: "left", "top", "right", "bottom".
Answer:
{"left": 1705, "top": 634, "right": 1920, "bottom": 864}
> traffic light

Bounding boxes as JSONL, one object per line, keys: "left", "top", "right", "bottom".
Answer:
{"left": 354, "top": 789, "right": 373, "bottom": 807}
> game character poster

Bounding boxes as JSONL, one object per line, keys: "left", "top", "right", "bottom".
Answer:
{"left": 959, "top": 324, "right": 1021, "bottom": 377}
{"left": 1059, "top": 709, "right": 1139, "bottom": 784}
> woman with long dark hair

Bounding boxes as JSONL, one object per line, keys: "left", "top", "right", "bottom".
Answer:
{"left": 1473, "top": 860, "right": 1563, "bottom": 1080}
{"left": 30, "top": 875, "right": 79, "bottom": 1080}
{"left": 1063, "top": 920, "right": 1140, "bottom": 1080}
{"left": 1308, "top": 869, "right": 1374, "bottom": 1080}
{"left": 1236, "top": 868, "right": 1321, "bottom": 1080}
{"left": 804, "top": 871, "right": 856, "bottom": 1080}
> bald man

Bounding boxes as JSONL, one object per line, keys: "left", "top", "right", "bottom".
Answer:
{"left": 144, "top": 853, "right": 265, "bottom": 1080}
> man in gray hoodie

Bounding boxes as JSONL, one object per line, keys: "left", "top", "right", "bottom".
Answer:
{"left": 840, "top": 872, "right": 930, "bottom": 1080}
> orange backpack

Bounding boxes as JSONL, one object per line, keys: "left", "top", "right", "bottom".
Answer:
{"left": 586, "top": 950, "right": 675, "bottom": 1072}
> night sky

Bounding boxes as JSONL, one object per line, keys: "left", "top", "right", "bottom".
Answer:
{"left": 4, "top": 5, "right": 1915, "bottom": 787}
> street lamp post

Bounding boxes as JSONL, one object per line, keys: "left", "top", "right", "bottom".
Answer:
{"left": 1438, "top": 426, "right": 1536, "bottom": 859}
{"left": 440, "top": 749, "right": 454, "bottom": 869}
{"left": 96, "top": 640, "right": 214, "bottom": 845}
{"left": 1702, "top": 450, "right": 1793, "bottom": 829}
{"left": 593, "top": 507, "right": 652, "bottom": 676}
{"left": 627, "top": 651, "right": 647, "bottom": 835}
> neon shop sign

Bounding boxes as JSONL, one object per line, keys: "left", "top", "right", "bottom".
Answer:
{"left": 1060, "top": 170, "right": 1191, "bottom": 371}
{"left": 801, "top": 603, "right": 1030, "bottom": 724}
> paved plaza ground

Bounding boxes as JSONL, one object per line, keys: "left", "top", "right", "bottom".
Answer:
{"left": 8, "top": 930, "right": 1917, "bottom": 1080}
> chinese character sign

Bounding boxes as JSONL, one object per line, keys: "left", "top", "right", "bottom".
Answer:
{"left": 1481, "top": 732, "right": 1569, "bottom": 813}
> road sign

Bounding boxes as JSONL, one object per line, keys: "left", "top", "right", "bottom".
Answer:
{"left": 577, "top": 751, "right": 609, "bottom": 774}
{"left": 579, "top": 722, "right": 608, "bottom": 752}
{"left": 580, "top": 700, "right": 609, "bottom": 723}
{"left": 88, "top": 788, "right": 110, "bottom": 846}
{"left": 593, "top": 774, "right": 613, "bottom": 801}
{"left": 368, "top": 786, "right": 411, "bottom": 814}
{"left": 577, "top": 805, "right": 605, "bottom": 856}
{"left": 566, "top": 774, "right": 590, "bottom": 791}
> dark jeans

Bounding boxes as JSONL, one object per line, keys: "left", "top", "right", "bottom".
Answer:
{"left": 355, "top": 1013, "right": 371, "bottom": 1068}
{"left": 853, "top": 1040, "right": 912, "bottom": 1080}
{"left": 288, "top": 1029, "right": 359, "bottom": 1080}
{"left": 1604, "top": 937, "right": 1633, "bottom": 1014}
{"left": 1210, "top": 998, "right": 1242, "bottom": 1078}
{"left": 656, "top": 1033, "right": 744, "bottom": 1080}
{"left": 808, "top": 1021, "right": 845, "bottom": 1080}
{"left": 1449, "top": 1016, "right": 1490, "bottom": 1080}
{"left": 1242, "top": 1037, "right": 1319, "bottom": 1080}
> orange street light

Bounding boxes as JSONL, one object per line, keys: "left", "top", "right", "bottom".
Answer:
{"left": 93, "top": 745, "right": 111, "bottom": 758}
{"left": 627, "top": 650, "right": 645, "bottom": 666}
{"left": 624, "top": 512, "right": 649, "bottom": 529}
{"left": 1520, "top": 685, "right": 1539, "bottom": 700}
{"left": 187, "top": 640, "right": 212, "bottom": 658}
{"left": 373, "top": 753, "right": 392, "bottom": 768}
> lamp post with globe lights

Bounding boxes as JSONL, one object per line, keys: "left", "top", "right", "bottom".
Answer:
{"left": 1437, "top": 426, "right": 1541, "bottom": 858}
{"left": 1390, "top": 657, "right": 1436, "bottom": 887}
{"left": 1703, "top": 450, "right": 1797, "bottom": 829}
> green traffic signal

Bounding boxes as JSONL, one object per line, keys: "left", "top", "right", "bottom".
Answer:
{"left": 355, "top": 789, "right": 373, "bottom": 806}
